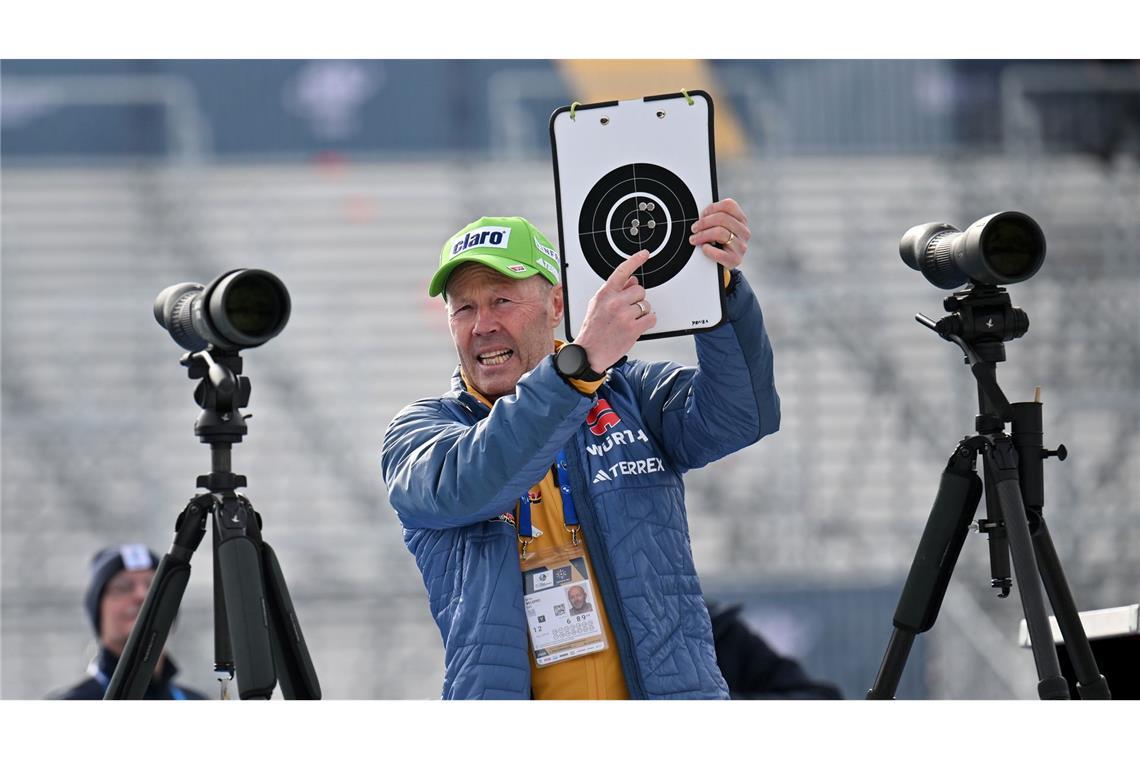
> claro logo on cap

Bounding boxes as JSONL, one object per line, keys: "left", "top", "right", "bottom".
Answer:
{"left": 450, "top": 226, "right": 512, "bottom": 258}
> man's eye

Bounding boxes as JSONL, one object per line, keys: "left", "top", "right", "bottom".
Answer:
{"left": 495, "top": 298, "right": 511, "bottom": 305}
{"left": 451, "top": 305, "right": 471, "bottom": 316}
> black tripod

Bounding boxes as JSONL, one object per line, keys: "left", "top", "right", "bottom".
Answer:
{"left": 105, "top": 349, "right": 320, "bottom": 699}
{"left": 867, "top": 284, "right": 1110, "bottom": 700}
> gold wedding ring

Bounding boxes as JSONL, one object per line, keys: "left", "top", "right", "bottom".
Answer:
{"left": 635, "top": 300, "right": 648, "bottom": 316}
{"left": 724, "top": 230, "right": 736, "bottom": 246}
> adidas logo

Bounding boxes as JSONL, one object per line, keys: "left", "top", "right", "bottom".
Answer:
{"left": 592, "top": 457, "right": 666, "bottom": 483}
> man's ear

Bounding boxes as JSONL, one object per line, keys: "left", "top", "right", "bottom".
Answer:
{"left": 548, "top": 282, "right": 564, "bottom": 328}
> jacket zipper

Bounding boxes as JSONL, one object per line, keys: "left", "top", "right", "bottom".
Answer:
{"left": 564, "top": 429, "right": 648, "bottom": 699}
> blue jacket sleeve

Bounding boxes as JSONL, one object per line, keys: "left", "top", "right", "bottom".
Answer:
{"left": 627, "top": 270, "right": 780, "bottom": 473}
{"left": 381, "top": 357, "right": 596, "bottom": 530}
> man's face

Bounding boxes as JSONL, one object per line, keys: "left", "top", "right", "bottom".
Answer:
{"left": 446, "top": 264, "right": 562, "bottom": 403}
{"left": 568, "top": 585, "right": 587, "bottom": 611}
{"left": 99, "top": 568, "right": 154, "bottom": 656}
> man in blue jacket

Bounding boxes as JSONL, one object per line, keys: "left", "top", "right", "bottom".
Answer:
{"left": 382, "top": 199, "right": 779, "bottom": 699}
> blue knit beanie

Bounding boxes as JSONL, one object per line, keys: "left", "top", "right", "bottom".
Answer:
{"left": 83, "top": 544, "right": 160, "bottom": 638}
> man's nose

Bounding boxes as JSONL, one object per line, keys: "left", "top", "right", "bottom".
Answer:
{"left": 471, "top": 306, "right": 500, "bottom": 335}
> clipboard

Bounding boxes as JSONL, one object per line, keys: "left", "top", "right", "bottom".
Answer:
{"left": 550, "top": 90, "right": 724, "bottom": 341}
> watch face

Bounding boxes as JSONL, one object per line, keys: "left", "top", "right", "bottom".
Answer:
{"left": 557, "top": 344, "right": 587, "bottom": 377}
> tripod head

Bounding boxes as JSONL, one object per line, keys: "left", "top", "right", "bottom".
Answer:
{"left": 918, "top": 283, "right": 1029, "bottom": 365}
{"left": 181, "top": 348, "right": 251, "bottom": 492}
{"left": 182, "top": 348, "right": 251, "bottom": 445}
{"left": 916, "top": 283, "right": 1030, "bottom": 421}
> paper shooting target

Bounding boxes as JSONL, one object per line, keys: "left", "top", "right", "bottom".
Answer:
{"left": 577, "top": 162, "right": 699, "bottom": 289}
{"left": 550, "top": 91, "right": 724, "bottom": 341}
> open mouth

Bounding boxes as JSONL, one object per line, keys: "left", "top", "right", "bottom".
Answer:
{"left": 478, "top": 349, "right": 513, "bottom": 367}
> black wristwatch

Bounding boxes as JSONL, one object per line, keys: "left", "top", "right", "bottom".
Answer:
{"left": 554, "top": 342, "right": 606, "bottom": 381}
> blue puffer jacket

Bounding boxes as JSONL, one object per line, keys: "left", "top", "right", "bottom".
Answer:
{"left": 381, "top": 271, "right": 779, "bottom": 699}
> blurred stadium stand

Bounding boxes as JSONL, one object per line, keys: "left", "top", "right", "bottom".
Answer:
{"left": 2, "top": 59, "right": 1138, "bottom": 699}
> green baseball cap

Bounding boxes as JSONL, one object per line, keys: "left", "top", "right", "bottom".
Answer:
{"left": 429, "top": 216, "right": 562, "bottom": 298}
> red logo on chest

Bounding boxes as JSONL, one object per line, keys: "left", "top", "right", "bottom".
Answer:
{"left": 587, "top": 399, "right": 621, "bottom": 436}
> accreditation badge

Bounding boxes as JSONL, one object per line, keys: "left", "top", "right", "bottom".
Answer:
{"left": 520, "top": 543, "right": 608, "bottom": 667}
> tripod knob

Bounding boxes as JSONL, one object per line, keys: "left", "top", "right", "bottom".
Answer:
{"left": 1043, "top": 445, "right": 1067, "bottom": 461}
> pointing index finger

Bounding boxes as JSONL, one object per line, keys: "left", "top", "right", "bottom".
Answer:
{"left": 607, "top": 250, "right": 650, "bottom": 290}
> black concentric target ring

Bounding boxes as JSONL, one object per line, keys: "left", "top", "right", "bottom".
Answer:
{"left": 577, "top": 163, "right": 699, "bottom": 288}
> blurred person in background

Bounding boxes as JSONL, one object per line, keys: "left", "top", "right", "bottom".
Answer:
{"left": 382, "top": 199, "right": 780, "bottom": 699}
{"left": 706, "top": 600, "right": 842, "bottom": 700}
{"left": 48, "top": 544, "right": 208, "bottom": 700}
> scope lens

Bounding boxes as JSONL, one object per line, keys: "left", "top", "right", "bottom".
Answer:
{"left": 981, "top": 215, "right": 1043, "bottom": 280}
{"left": 222, "top": 273, "right": 287, "bottom": 338}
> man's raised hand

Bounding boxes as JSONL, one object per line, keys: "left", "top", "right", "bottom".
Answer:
{"left": 573, "top": 250, "right": 657, "bottom": 372}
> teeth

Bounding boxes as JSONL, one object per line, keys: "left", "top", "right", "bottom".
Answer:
{"left": 478, "top": 349, "right": 512, "bottom": 366}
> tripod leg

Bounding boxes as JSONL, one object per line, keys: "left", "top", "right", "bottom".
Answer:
{"left": 986, "top": 438, "right": 1069, "bottom": 699}
{"left": 214, "top": 494, "right": 277, "bottom": 699}
{"left": 1032, "top": 520, "right": 1111, "bottom": 699}
{"left": 105, "top": 495, "right": 210, "bottom": 699}
{"left": 212, "top": 522, "right": 236, "bottom": 698}
{"left": 263, "top": 543, "right": 321, "bottom": 699}
{"left": 1006, "top": 401, "right": 1110, "bottom": 698}
{"left": 980, "top": 456, "right": 1012, "bottom": 597}
{"left": 868, "top": 444, "right": 982, "bottom": 699}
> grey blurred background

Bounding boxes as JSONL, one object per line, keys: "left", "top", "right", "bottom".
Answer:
{"left": 2, "top": 59, "right": 1137, "bottom": 699}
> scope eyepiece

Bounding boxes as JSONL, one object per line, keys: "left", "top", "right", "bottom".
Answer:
{"left": 154, "top": 269, "right": 291, "bottom": 352}
{"left": 900, "top": 211, "right": 1046, "bottom": 289}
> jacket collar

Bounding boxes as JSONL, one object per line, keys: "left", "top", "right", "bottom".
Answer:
{"left": 445, "top": 367, "right": 486, "bottom": 420}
